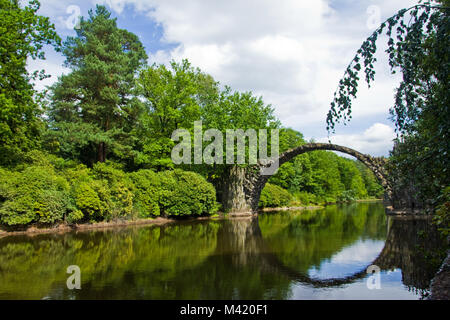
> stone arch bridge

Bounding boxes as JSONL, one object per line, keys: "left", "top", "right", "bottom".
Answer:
{"left": 222, "top": 143, "right": 392, "bottom": 213}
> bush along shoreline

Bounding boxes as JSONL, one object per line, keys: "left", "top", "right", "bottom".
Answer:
{"left": 0, "top": 150, "right": 385, "bottom": 234}
{"left": 0, "top": 151, "right": 218, "bottom": 232}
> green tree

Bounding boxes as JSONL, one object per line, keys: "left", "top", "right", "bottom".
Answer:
{"left": 308, "top": 151, "right": 345, "bottom": 202}
{"left": 133, "top": 60, "right": 213, "bottom": 169}
{"left": 268, "top": 129, "right": 311, "bottom": 192}
{"left": 336, "top": 157, "right": 368, "bottom": 199}
{"left": 198, "top": 86, "right": 280, "bottom": 209}
{"left": 0, "top": 0, "right": 60, "bottom": 165}
{"left": 326, "top": 1, "right": 449, "bottom": 210}
{"left": 200, "top": 86, "right": 280, "bottom": 167}
{"left": 355, "top": 161, "right": 384, "bottom": 198}
{"left": 46, "top": 5, "right": 147, "bottom": 165}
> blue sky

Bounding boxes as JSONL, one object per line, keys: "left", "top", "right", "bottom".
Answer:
{"left": 28, "top": 0, "right": 419, "bottom": 156}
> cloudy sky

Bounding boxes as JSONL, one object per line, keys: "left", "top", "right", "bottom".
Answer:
{"left": 28, "top": 0, "right": 419, "bottom": 156}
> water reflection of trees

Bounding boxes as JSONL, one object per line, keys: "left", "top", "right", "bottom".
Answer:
{"left": 0, "top": 202, "right": 444, "bottom": 299}
{"left": 0, "top": 222, "right": 220, "bottom": 299}
{"left": 258, "top": 204, "right": 444, "bottom": 295}
{"left": 374, "top": 216, "right": 446, "bottom": 298}
{"left": 258, "top": 203, "right": 387, "bottom": 274}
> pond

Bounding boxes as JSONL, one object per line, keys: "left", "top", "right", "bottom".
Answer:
{"left": 0, "top": 202, "right": 443, "bottom": 299}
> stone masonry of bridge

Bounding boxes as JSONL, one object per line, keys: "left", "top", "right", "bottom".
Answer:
{"left": 227, "top": 143, "right": 393, "bottom": 213}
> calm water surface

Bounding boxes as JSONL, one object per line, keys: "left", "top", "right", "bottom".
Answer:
{"left": 0, "top": 202, "right": 443, "bottom": 299}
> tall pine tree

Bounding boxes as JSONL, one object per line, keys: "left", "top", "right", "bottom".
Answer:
{"left": 47, "top": 5, "right": 147, "bottom": 165}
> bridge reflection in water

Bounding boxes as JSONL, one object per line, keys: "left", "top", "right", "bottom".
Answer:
{"left": 0, "top": 202, "right": 444, "bottom": 299}
{"left": 223, "top": 209, "right": 443, "bottom": 294}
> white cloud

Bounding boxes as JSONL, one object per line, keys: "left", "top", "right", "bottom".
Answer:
{"left": 319, "top": 122, "right": 396, "bottom": 156}
{"left": 330, "top": 240, "right": 385, "bottom": 264}
{"left": 308, "top": 239, "right": 385, "bottom": 279}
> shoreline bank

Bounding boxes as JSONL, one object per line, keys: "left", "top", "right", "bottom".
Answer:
{"left": 0, "top": 204, "right": 328, "bottom": 238}
{"left": 0, "top": 199, "right": 385, "bottom": 238}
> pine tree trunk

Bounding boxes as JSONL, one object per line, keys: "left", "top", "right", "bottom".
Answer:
{"left": 98, "top": 142, "right": 106, "bottom": 163}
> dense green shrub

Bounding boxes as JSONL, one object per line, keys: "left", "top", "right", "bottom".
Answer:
{"left": 129, "top": 169, "right": 161, "bottom": 217}
{"left": 73, "top": 181, "right": 106, "bottom": 220}
{"left": 259, "top": 183, "right": 292, "bottom": 208}
{"left": 338, "top": 190, "right": 356, "bottom": 202}
{"left": 158, "top": 170, "right": 217, "bottom": 216}
{"left": 66, "top": 209, "right": 84, "bottom": 223}
{"left": 131, "top": 169, "right": 218, "bottom": 217}
{"left": 293, "top": 191, "right": 319, "bottom": 205}
{"left": 34, "top": 189, "right": 72, "bottom": 224}
{"left": 0, "top": 154, "right": 219, "bottom": 227}
{"left": 64, "top": 162, "right": 137, "bottom": 222}
{"left": 0, "top": 165, "right": 72, "bottom": 226}
{"left": 92, "top": 162, "right": 135, "bottom": 219}
{"left": 62, "top": 164, "right": 106, "bottom": 222}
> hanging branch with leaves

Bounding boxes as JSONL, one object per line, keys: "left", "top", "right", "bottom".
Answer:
{"left": 326, "top": 1, "right": 449, "bottom": 136}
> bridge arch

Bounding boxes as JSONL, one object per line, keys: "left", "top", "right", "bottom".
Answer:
{"left": 243, "top": 143, "right": 392, "bottom": 213}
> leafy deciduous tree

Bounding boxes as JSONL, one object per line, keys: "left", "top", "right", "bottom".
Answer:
{"left": 0, "top": 0, "right": 60, "bottom": 165}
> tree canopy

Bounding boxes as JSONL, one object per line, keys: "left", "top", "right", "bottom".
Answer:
{"left": 0, "top": 0, "right": 60, "bottom": 165}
